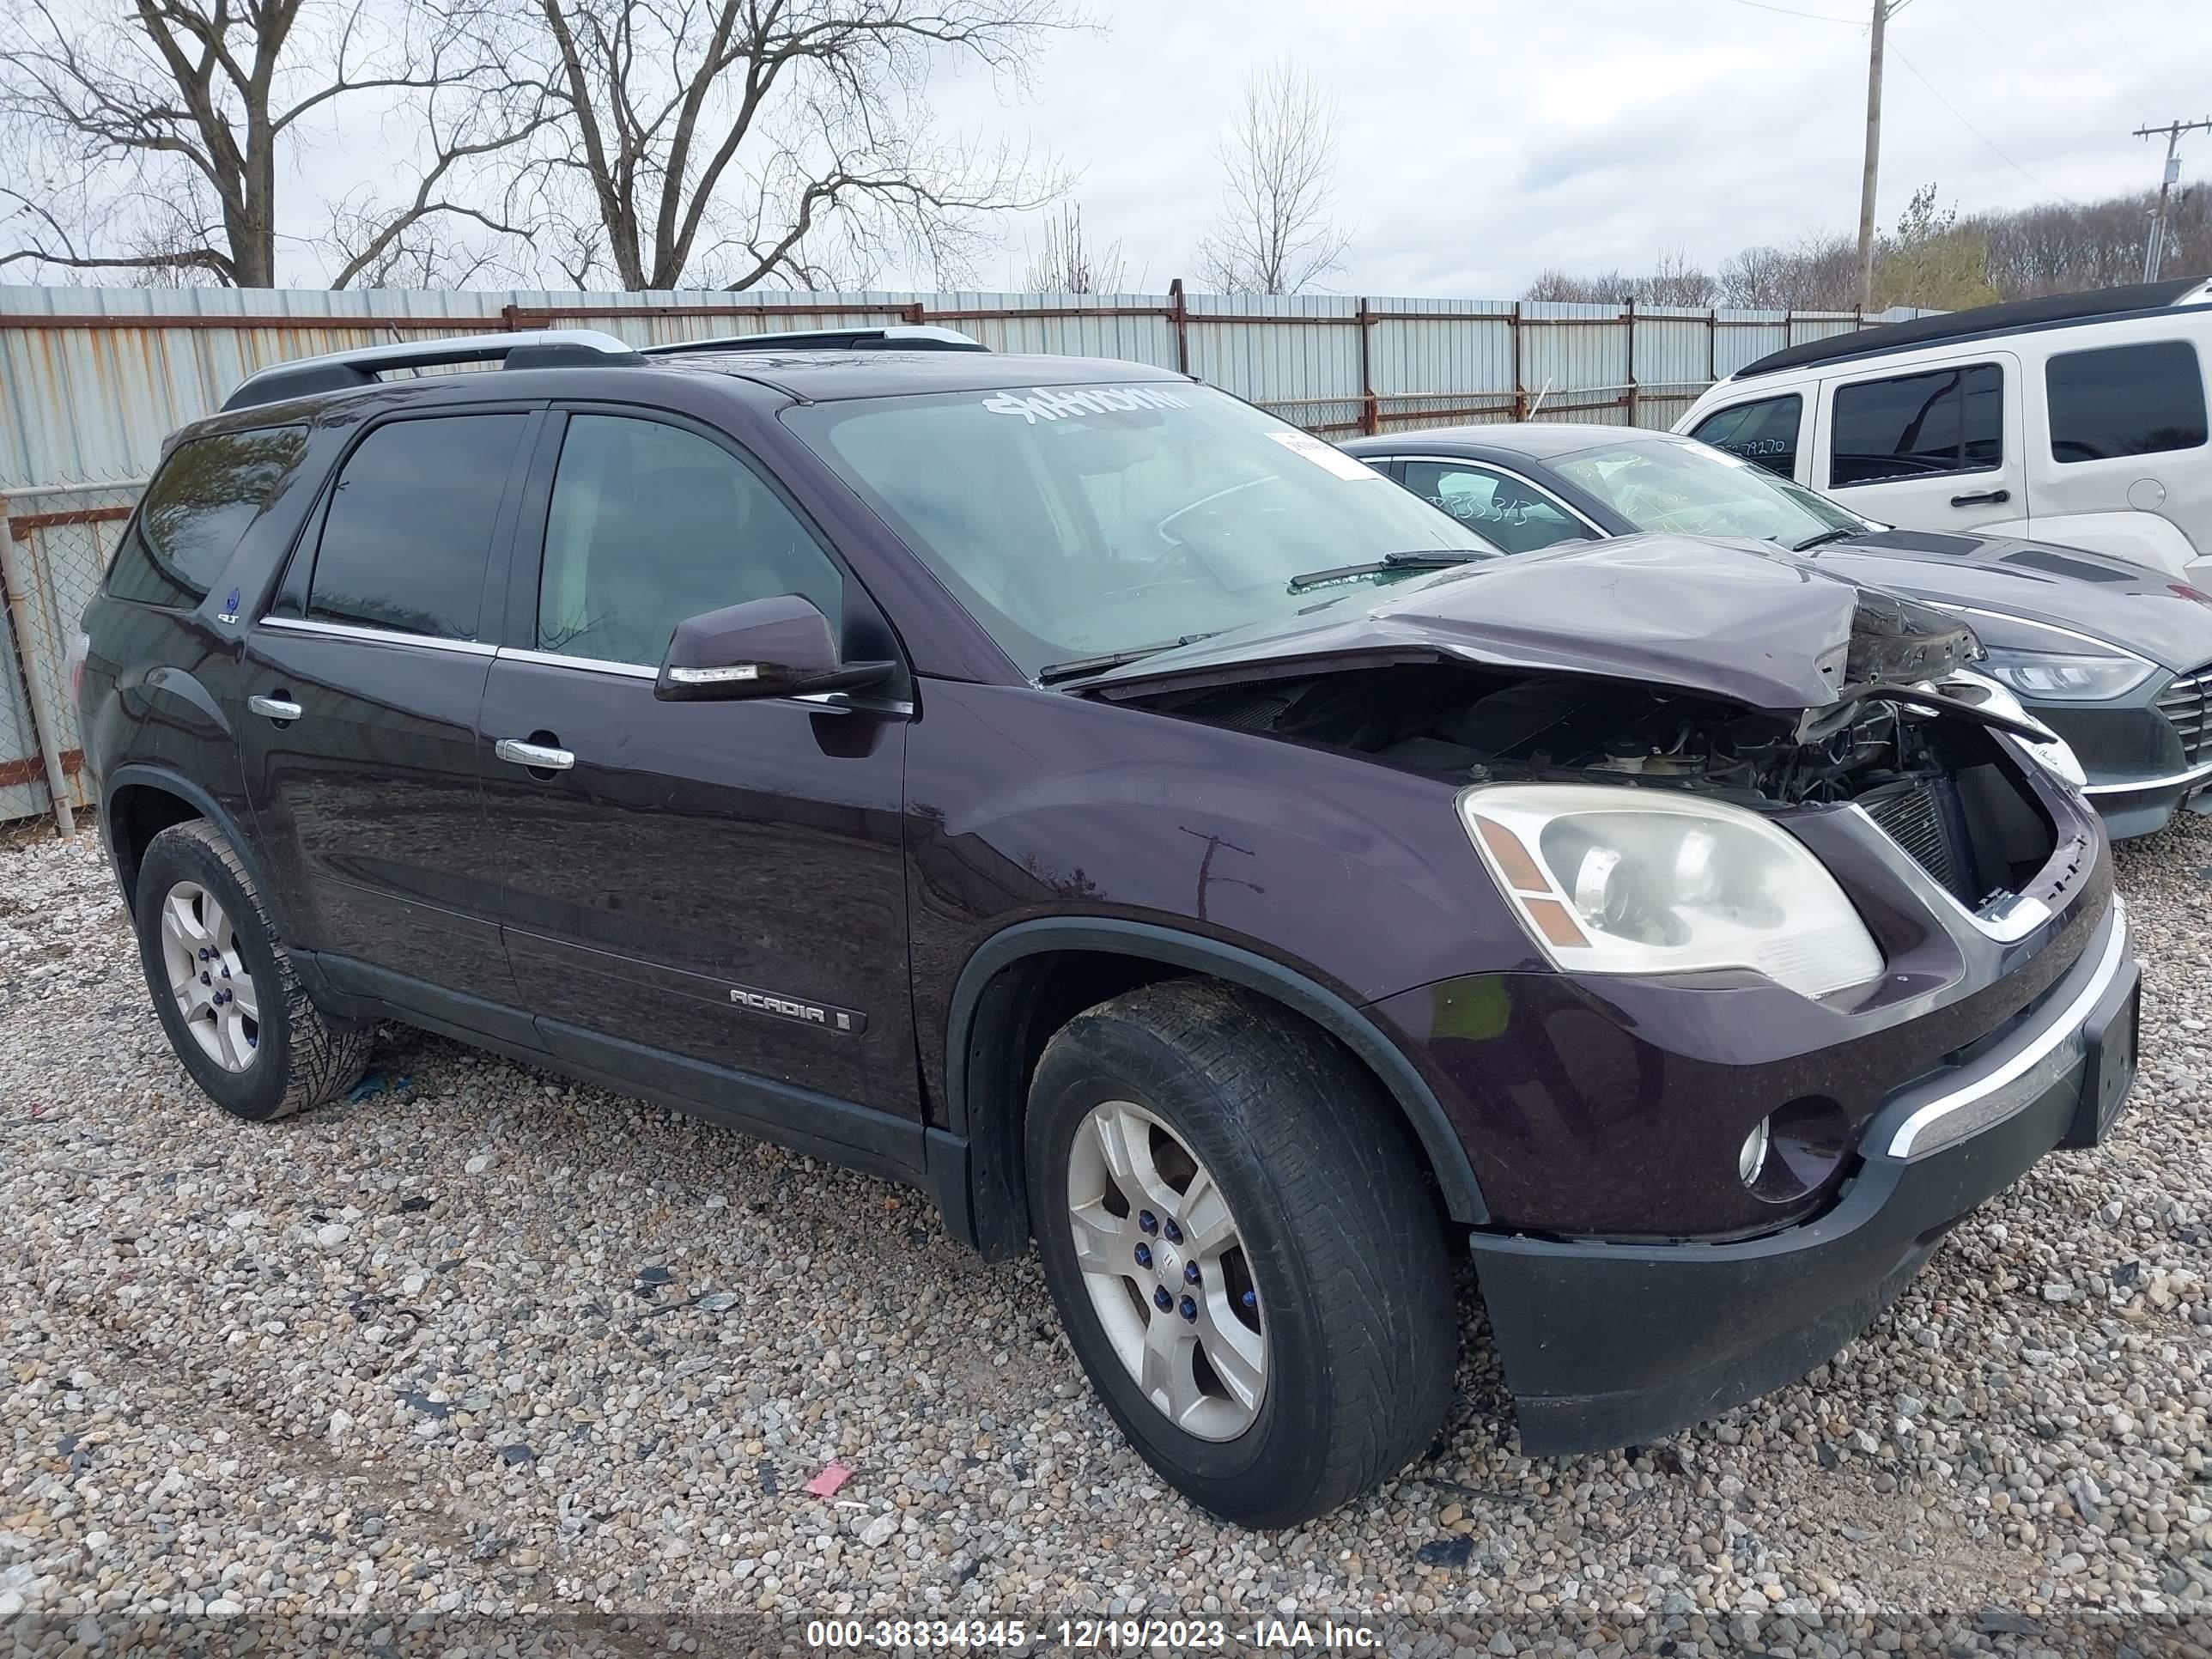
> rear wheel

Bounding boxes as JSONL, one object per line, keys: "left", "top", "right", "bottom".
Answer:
{"left": 1027, "top": 980, "right": 1456, "bottom": 1528}
{"left": 132, "top": 820, "right": 373, "bottom": 1121}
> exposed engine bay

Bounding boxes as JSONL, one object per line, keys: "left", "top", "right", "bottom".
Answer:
{"left": 1134, "top": 662, "right": 2060, "bottom": 907}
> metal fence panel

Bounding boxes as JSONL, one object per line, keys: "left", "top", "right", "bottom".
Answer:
{"left": 0, "top": 283, "right": 1906, "bottom": 823}
{"left": 0, "top": 480, "right": 140, "bottom": 826}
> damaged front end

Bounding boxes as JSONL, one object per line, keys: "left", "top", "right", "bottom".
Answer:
{"left": 1079, "top": 538, "right": 2074, "bottom": 940}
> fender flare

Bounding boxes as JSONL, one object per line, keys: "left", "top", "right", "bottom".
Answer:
{"left": 101, "top": 763, "right": 296, "bottom": 940}
{"left": 945, "top": 916, "right": 1490, "bottom": 1226}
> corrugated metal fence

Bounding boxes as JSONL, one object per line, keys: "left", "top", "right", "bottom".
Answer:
{"left": 0, "top": 281, "right": 1902, "bottom": 826}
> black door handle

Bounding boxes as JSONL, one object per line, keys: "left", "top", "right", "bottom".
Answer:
{"left": 1949, "top": 488, "right": 2010, "bottom": 507}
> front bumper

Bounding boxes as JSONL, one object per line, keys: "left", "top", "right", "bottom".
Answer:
{"left": 1466, "top": 897, "right": 2138, "bottom": 1455}
{"left": 2033, "top": 690, "right": 2212, "bottom": 840}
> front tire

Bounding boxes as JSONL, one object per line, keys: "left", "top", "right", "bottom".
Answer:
{"left": 132, "top": 819, "right": 373, "bottom": 1121}
{"left": 1026, "top": 980, "right": 1457, "bottom": 1528}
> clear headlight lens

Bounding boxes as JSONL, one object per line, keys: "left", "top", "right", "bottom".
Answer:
{"left": 1461, "top": 784, "right": 1884, "bottom": 999}
{"left": 1978, "top": 647, "right": 2154, "bottom": 702}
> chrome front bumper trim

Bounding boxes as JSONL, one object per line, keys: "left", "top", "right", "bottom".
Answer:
{"left": 1886, "top": 897, "right": 2131, "bottom": 1159}
{"left": 2081, "top": 758, "right": 2212, "bottom": 796}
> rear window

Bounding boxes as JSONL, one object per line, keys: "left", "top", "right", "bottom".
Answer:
{"left": 2046, "top": 340, "right": 2208, "bottom": 463}
{"left": 305, "top": 414, "right": 527, "bottom": 640}
{"left": 1829, "top": 362, "right": 2003, "bottom": 488}
{"left": 106, "top": 426, "right": 307, "bottom": 608}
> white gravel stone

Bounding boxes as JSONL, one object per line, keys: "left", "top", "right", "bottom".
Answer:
{"left": 1, "top": 812, "right": 2209, "bottom": 1652}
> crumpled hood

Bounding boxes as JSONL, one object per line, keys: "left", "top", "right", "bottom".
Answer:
{"left": 1813, "top": 526, "right": 2212, "bottom": 673}
{"left": 1080, "top": 533, "right": 1978, "bottom": 712}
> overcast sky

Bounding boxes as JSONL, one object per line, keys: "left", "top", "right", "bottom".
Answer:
{"left": 932, "top": 0, "right": 2212, "bottom": 298}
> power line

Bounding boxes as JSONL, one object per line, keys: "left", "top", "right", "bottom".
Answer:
{"left": 1889, "top": 43, "right": 2078, "bottom": 204}
{"left": 1711, "top": 0, "right": 1862, "bottom": 22}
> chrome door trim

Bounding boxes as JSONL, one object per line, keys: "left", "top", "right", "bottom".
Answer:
{"left": 490, "top": 646, "right": 915, "bottom": 715}
{"left": 258, "top": 616, "right": 498, "bottom": 657}
{"left": 494, "top": 646, "right": 658, "bottom": 680}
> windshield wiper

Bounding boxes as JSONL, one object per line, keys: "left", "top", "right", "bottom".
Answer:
{"left": 1790, "top": 528, "right": 1858, "bottom": 552}
{"left": 1036, "top": 632, "right": 1224, "bottom": 685}
{"left": 1285, "top": 549, "right": 1490, "bottom": 592}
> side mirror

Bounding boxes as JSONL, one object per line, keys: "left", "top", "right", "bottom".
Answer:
{"left": 653, "top": 594, "right": 896, "bottom": 702}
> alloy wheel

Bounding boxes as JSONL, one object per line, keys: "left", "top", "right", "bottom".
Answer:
{"left": 1065, "top": 1099, "right": 1268, "bottom": 1440}
{"left": 157, "top": 879, "right": 260, "bottom": 1072}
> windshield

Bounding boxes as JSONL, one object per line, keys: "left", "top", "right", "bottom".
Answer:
{"left": 1552, "top": 437, "right": 1869, "bottom": 548}
{"left": 787, "top": 381, "right": 1491, "bottom": 676}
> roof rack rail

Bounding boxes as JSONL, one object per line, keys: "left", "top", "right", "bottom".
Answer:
{"left": 640, "top": 324, "right": 987, "bottom": 357}
{"left": 1729, "top": 276, "right": 2212, "bottom": 382}
{"left": 221, "top": 328, "right": 644, "bottom": 412}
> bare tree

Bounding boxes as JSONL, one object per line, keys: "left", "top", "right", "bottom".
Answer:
{"left": 483, "top": 0, "right": 1076, "bottom": 292}
{"left": 1018, "top": 200, "right": 1123, "bottom": 292}
{"left": 0, "top": 0, "right": 543, "bottom": 287}
{"left": 1522, "top": 250, "right": 1714, "bottom": 307}
{"left": 1192, "top": 58, "right": 1352, "bottom": 295}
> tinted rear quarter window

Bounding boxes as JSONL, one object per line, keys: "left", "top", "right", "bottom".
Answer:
{"left": 106, "top": 426, "right": 307, "bottom": 608}
{"left": 2045, "top": 340, "right": 2208, "bottom": 463}
{"left": 306, "top": 414, "right": 528, "bottom": 639}
{"left": 1829, "top": 363, "right": 2002, "bottom": 488}
{"left": 1689, "top": 394, "right": 1802, "bottom": 477}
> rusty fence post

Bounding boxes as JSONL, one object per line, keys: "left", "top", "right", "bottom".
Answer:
{"left": 0, "top": 497, "right": 76, "bottom": 836}
{"left": 1357, "top": 298, "right": 1379, "bottom": 434}
{"left": 1510, "top": 303, "right": 1528, "bottom": 421}
{"left": 1625, "top": 299, "right": 1639, "bottom": 427}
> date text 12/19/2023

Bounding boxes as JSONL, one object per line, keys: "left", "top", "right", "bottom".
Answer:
{"left": 804, "top": 1618, "right": 1385, "bottom": 1650}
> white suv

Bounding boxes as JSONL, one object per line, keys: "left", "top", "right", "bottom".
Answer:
{"left": 1677, "top": 277, "right": 2212, "bottom": 580}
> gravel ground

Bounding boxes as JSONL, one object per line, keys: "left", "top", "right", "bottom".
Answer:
{"left": 2, "top": 814, "right": 2209, "bottom": 1658}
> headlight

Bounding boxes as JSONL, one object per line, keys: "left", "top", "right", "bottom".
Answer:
{"left": 1979, "top": 647, "right": 2154, "bottom": 701}
{"left": 1461, "top": 784, "right": 1884, "bottom": 999}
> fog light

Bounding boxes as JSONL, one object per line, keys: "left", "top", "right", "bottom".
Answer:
{"left": 1738, "top": 1119, "right": 1772, "bottom": 1188}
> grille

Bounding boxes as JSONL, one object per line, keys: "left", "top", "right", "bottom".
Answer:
{"left": 2157, "top": 665, "right": 2212, "bottom": 766}
{"left": 1863, "top": 780, "right": 1976, "bottom": 904}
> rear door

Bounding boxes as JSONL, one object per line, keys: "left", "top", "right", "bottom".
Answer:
{"left": 478, "top": 408, "right": 920, "bottom": 1147}
{"left": 2033, "top": 333, "right": 2211, "bottom": 562}
{"left": 1816, "top": 351, "right": 2027, "bottom": 533}
{"left": 238, "top": 408, "right": 535, "bottom": 1026}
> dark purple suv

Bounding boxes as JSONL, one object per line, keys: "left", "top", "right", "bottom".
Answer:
{"left": 75, "top": 326, "right": 2140, "bottom": 1528}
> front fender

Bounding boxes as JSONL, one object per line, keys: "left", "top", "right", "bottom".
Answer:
{"left": 946, "top": 915, "right": 1492, "bottom": 1228}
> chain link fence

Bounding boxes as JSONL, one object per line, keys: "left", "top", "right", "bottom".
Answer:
{"left": 0, "top": 481, "right": 143, "bottom": 830}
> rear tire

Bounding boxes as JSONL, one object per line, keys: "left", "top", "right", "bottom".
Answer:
{"left": 132, "top": 819, "right": 373, "bottom": 1121}
{"left": 1026, "top": 979, "right": 1456, "bottom": 1528}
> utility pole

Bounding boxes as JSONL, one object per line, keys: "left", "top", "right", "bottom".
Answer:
{"left": 1856, "top": 0, "right": 1888, "bottom": 318}
{"left": 2136, "top": 118, "right": 2212, "bottom": 283}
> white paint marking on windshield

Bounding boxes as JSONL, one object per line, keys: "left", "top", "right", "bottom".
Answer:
{"left": 1266, "top": 428, "right": 1386, "bottom": 481}
{"left": 979, "top": 385, "right": 1191, "bottom": 423}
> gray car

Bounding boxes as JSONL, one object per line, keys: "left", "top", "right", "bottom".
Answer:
{"left": 1344, "top": 423, "right": 2212, "bottom": 839}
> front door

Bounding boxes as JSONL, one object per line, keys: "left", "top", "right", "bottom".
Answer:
{"left": 477, "top": 410, "right": 919, "bottom": 1144}
{"left": 1816, "top": 349, "right": 2028, "bottom": 534}
{"left": 238, "top": 410, "right": 535, "bottom": 1020}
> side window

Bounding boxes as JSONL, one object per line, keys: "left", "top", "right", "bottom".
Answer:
{"left": 536, "top": 415, "right": 844, "bottom": 668}
{"left": 1829, "top": 363, "right": 2003, "bottom": 488}
{"left": 307, "top": 414, "right": 527, "bottom": 639}
{"left": 1688, "top": 395, "right": 1802, "bottom": 478}
{"left": 1401, "top": 460, "right": 1594, "bottom": 556}
{"left": 2046, "top": 340, "right": 2208, "bottom": 463}
{"left": 106, "top": 426, "right": 307, "bottom": 608}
